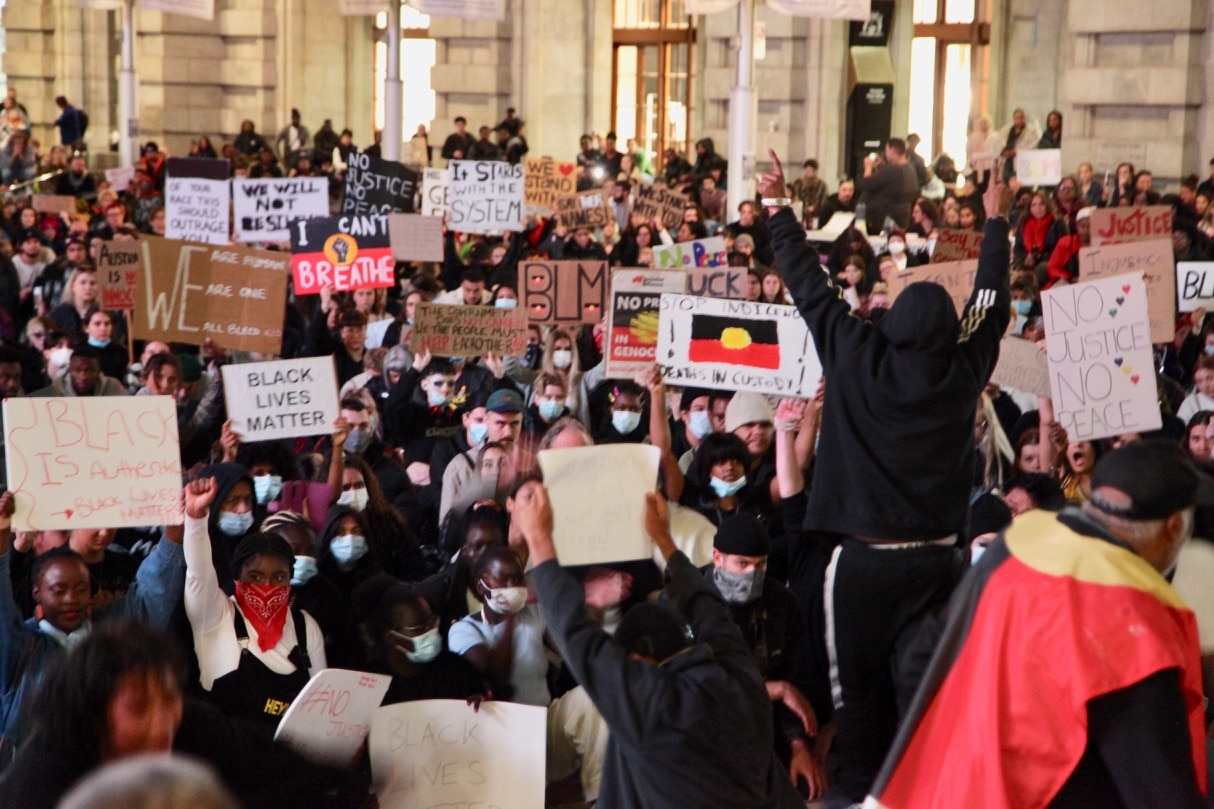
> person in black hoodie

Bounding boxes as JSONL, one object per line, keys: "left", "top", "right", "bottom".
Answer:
{"left": 195, "top": 462, "right": 258, "bottom": 596}
{"left": 760, "top": 149, "right": 1011, "bottom": 803}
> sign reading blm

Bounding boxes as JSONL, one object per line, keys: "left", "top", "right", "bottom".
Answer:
{"left": 342, "top": 151, "right": 418, "bottom": 217}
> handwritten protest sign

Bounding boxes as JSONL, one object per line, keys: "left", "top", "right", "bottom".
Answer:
{"left": 1079, "top": 238, "right": 1174, "bottom": 343}
{"left": 233, "top": 177, "right": 330, "bottom": 243}
{"left": 1177, "top": 262, "right": 1214, "bottom": 313}
{"left": 32, "top": 195, "right": 77, "bottom": 215}
{"left": 606, "top": 269, "right": 687, "bottom": 379}
{"left": 343, "top": 151, "right": 417, "bottom": 217}
{"left": 1090, "top": 205, "right": 1173, "bottom": 247}
{"left": 687, "top": 265, "right": 746, "bottom": 299}
{"left": 888, "top": 259, "right": 977, "bottom": 314}
{"left": 553, "top": 189, "right": 613, "bottom": 230}
{"left": 991, "top": 336, "right": 1051, "bottom": 398}
{"left": 524, "top": 157, "right": 575, "bottom": 214}
{"left": 1042, "top": 273, "right": 1160, "bottom": 441}
{"left": 371, "top": 700, "right": 545, "bottom": 809}
{"left": 96, "top": 240, "right": 141, "bottom": 310}
{"left": 633, "top": 184, "right": 686, "bottom": 231}
{"left": 653, "top": 236, "right": 727, "bottom": 270}
{"left": 387, "top": 214, "right": 444, "bottom": 262}
{"left": 104, "top": 166, "right": 135, "bottom": 192}
{"left": 4, "top": 396, "right": 182, "bottom": 531}
{"left": 1013, "top": 149, "right": 1062, "bottom": 186}
{"left": 165, "top": 177, "right": 230, "bottom": 245}
{"left": 290, "top": 215, "right": 395, "bottom": 295}
{"left": 410, "top": 303, "right": 528, "bottom": 358}
{"left": 222, "top": 357, "right": 340, "bottom": 442}
{"left": 131, "top": 238, "right": 289, "bottom": 352}
{"left": 421, "top": 168, "right": 448, "bottom": 217}
{"left": 275, "top": 669, "right": 390, "bottom": 767}
{"left": 449, "top": 160, "right": 524, "bottom": 233}
{"left": 521, "top": 260, "right": 608, "bottom": 325}
{"left": 539, "top": 445, "right": 661, "bottom": 565}
{"left": 657, "top": 294, "right": 822, "bottom": 397}
{"left": 931, "top": 228, "right": 984, "bottom": 263}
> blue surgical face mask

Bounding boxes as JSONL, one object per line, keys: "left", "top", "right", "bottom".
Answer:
{"left": 1205, "top": 345, "right": 1214, "bottom": 357}
{"left": 494, "top": 298, "right": 518, "bottom": 309}
{"left": 329, "top": 533, "right": 368, "bottom": 566}
{"left": 217, "top": 510, "right": 254, "bottom": 537}
{"left": 427, "top": 388, "right": 453, "bottom": 408}
{"left": 709, "top": 475, "right": 747, "bottom": 499}
{"left": 253, "top": 474, "right": 283, "bottom": 505}
{"left": 1011, "top": 299, "right": 1031, "bottom": 316}
{"left": 538, "top": 400, "right": 564, "bottom": 421}
{"left": 87, "top": 337, "right": 111, "bottom": 348}
{"left": 688, "top": 410, "right": 713, "bottom": 439}
{"left": 344, "top": 428, "right": 373, "bottom": 455}
{"left": 292, "top": 555, "right": 319, "bottom": 586}
{"left": 448, "top": 356, "right": 466, "bottom": 365}
{"left": 612, "top": 410, "right": 642, "bottom": 435}
{"left": 404, "top": 626, "right": 443, "bottom": 663}
{"left": 469, "top": 422, "right": 489, "bottom": 445}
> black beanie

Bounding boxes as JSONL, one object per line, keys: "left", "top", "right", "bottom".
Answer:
{"left": 713, "top": 512, "right": 770, "bottom": 556}
{"left": 679, "top": 387, "right": 714, "bottom": 412}
{"left": 230, "top": 532, "right": 296, "bottom": 580}
{"left": 965, "top": 494, "right": 1012, "bottom": 544}
{"left": 616, "top": 602, "right": 691, "bottom": 662}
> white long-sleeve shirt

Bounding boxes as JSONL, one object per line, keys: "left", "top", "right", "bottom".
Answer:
{"left": 184, "top": 514, "right": 326, "bottom": 691}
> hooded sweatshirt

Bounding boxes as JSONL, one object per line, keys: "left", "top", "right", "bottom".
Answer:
{"left": 198, "top": 463, "right": 255, "bottom": 596}
{"left": 769, "top": 207, "right": 1010, "bottom": 540}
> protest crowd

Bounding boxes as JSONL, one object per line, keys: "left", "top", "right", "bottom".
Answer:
{"left": 0, "top": 85, "right": 1212, "bottom": 809}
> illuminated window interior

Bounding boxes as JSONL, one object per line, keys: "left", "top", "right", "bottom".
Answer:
{"left": 909, "top": 0, "right": 988, "bottom": 171}
{"left": 374, "top": 5, "right": 436, "bottom": 139}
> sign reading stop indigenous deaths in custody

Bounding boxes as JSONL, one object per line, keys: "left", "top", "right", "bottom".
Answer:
{"left": 1042, "top": 273, "right": 1161, "bottom": 442}
{"left": 410, "top": 303, "right": 529, "bottom": 358}
{"left": 342, "top": 151, "right": 418, "bottom": 217}
{"left": 1177, "top": 262, "right": 1214, "bottom": 312}
{"left": 633, "top": 184, "right": 686, "bottom": 231}
{"left": 521, "top": 260, "right": 608, "bottom": 325}
{"left": 274, "top": 669, "right": 391, "bottom": 768}
{"left": 448, "top": 160, "right": 525, "bottom": 234}
{"left": 1089, "top": 205, "right": 1173, "bottom": 247}
{"left": 657, "top": 294, "right": 822, "bottom": 397}
{"left": 1078, "top": 238, "right": 1175, "bottom": 343}
{"left": 131, "top": 238, "right": 290, "bottom": 353}
{"left": 538, "top": 444, "right": 661, "bottom": 566}
{"left": 553, "top": 189, "right": 614, "bottom": 230}
{"left": 290, "top": 215, "right": 395, "bottom": 295}
{"left": 652, "top": 236, "right": 728, "bottom": 270}
{"left": 524, "top": 156, "right": 575, "bottom": 214}
{"left": 97, "top": 239, "right": 141, "bottom": 310}
{"left": 930, "top": 229, "right": 984, "bottom": 263}
{"left": 421, "top": 168, "right": 448, "bottom": 217}
{"left": 370, "top": 699, "right": 545, "bottom": 809}
{"left": 887, "top": 259, "right": 977, "bottom": 314}
{"left": 222, "top": 357, "right": 340, "bottom": 442}
{"left": 606, "top": 269, "right": 688, "bottom": 379}
{"left": 4, "top": 396, "right": 183, "bottom": 531}
{"left": 233, "top": 177, "right": 330, "bottom": 243}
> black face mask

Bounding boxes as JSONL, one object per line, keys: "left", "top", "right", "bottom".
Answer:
{"left": 523, "top": 344, "right": 542, "bottom": 369}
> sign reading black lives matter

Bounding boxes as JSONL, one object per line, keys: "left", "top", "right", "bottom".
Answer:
{"left": 342, "top": 151, "right": 418, "bottom": 216}
{"left": 222, "top": 357, "right": 340, "bottom": 442}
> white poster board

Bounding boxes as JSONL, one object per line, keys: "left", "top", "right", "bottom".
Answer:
{"left": 538, "top": 445, "right": 660, "bottom": 566}
{"left": 366, "top": 318, "right": 394, "bottom": 349}
{"left": 1013, "top": 149, "right": 1063, "bottom": 186}
{"left": 370, "top": 699, "right": 546, "bottom": 809}
{"left": 421, "top": 168, "right": 448, "bottom": 217}
{"left": 448, "top": 160, "right": 524, "bottom": 234}
{"left": 275, "top": 669, "right": 391, "bottom": 767}
{"left": 1042, "top": 273, "right": 1160, "bottom": 441}
{"left": 388, "top": 214, "right": 445, "bottom": 262}
{"left": 805, "top": 211, "right": 855, "bottom": 242}
{"left": 657, "top": 294, "right": 822, "bottom": 397}
{"left": 1176, "top": 262, "right": 1214, "bottom": 313}
{"left": 104, "top": 165, "right": 135, "bottom": 192}
{"left": 233, "top": 177, "right": 330, "bottom": 243}
{"left": 4, "top": 397, "right": 183, "bottom": 530}
{"left": 222, "top": 357, "right": 341, "bottom": 442}
{"left": 165, "top": 177, "right": 230, "bottom": 245}
{"left": 652, "top": 236, "right": 728, "bottom": 271}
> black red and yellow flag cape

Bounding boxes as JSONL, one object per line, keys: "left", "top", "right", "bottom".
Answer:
{"left": 865, "top": 509, "right": 1207, "bottom": 809}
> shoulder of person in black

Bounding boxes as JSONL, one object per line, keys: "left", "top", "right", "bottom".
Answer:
{"left": 380, "top": 649, "right": 486, "bottom": 705}
{"left": 292, "top": 573, "right": 364, "bottom": 670}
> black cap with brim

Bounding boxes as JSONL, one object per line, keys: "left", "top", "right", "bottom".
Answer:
{"left": 1089, "top": 439, "right": 1214, "bottom": 520}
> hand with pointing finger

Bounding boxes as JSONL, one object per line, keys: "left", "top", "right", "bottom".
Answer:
{"left": 758, "top": 149, "right": 789, "bottom": 202}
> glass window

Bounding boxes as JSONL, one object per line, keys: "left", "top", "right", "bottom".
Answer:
{"left": 615, "top": 46, "right": 639, "bottom": 143}
{"left": 945, "top": 0, "right": 975, "bottom": 24}
{"left": 907, "top": 38, "right": 937, "bottom": 159}
{"left": 913, "top": 0, "right": 938, "bottom": 24}
{"left": 940, "top": 43, "right": 972, "bottom": 168}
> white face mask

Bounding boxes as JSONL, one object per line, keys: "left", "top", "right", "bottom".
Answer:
{"left": 337, "top": 488, "right": 369, "bottom": 512}
{"left": 49, "top": 346, "right": 72, "bottom": 371}
{"left": 481, "top": 582, "right": 528, "bottom": 615}
{"left": 888, "top": 239, "right": 905, "bottom": 255}
{"left": 552, "top": 350, "right": 573, "bottom": 369}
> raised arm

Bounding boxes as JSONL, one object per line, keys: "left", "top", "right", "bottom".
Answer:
{"left": 182, "top": 478, "right": 231, "bottom": 633}
{"left": 957, "top": 175, "right": 1013, "bottom": 381}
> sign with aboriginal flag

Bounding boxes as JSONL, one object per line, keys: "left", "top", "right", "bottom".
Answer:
{"left": 290, "top": 214, "right": 395, "bottom": 295}
{"left": 657, "top": 294, "right": 821, "bottom": 396}
{"left": 605, "top": 269, "right": 687, "bottom": 379}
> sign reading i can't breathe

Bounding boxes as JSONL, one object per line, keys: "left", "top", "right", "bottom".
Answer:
{"left": 290, "top": 214, "right": 395, "bottom": 294}
{"left": 222, "top": 356, "right": 340, "bottom": 442}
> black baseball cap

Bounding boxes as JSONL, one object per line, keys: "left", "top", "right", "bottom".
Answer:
{"left": 1089, "top": 440, "right": 1214, "bottom": 520}
{"left": 486, "top": 389, "right": 523, "bottom": 414}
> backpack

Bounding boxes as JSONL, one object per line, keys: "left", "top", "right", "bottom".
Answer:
{"left": 77, "top": 109, "right": 89, "bottom": 137}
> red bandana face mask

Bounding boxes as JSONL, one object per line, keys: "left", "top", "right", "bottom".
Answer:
{"left": 234, "top": 583, "right": 291, "bottom": 652}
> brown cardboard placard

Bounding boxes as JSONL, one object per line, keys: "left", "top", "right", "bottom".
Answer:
{"left": 930, "top": 228, "right": 983, "bottom": 263}
{"left": 1078, "top": 237, "right": 1175, "bottom": 343}
{"left": 410, "top": 303, "right": 529, "bottom": 358}
{"left": 521, "top": 260, "right": 609, "bottom": 325}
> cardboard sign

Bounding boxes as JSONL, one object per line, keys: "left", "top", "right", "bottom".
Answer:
{"left": 233, "top": 177, "right": 330, "bottom": 243}
{"left": 1078, "top": 238, "right": 1175, "bottom": 343}
{"left": 539, "top": 445, "right": 661, "bottom": 565}
{"left": 449, "top": 160, "right": 524, "bottom": 234}
{"left": 410, "top": 303, "right": 528, "bottom": 358}
{"left": 32, "top": 194, "right": 77, "bottom": 214}
{"left": 274, "top": 669, "right": 390, "bottom": 767}
{"left": 524, "top": 157, "right": 576, "bottom": 214}
{"left": 388, "top": 214, "right": 444, "bottom": 262}
{"left": 931, "top": 228, "right": 984, "bottom": 263}
{"left": 606, "top": 269, "right": 688, "bottom": 379}
{"left": 96, "top": 240, "right": 141, "bottom": 310}
{"left": 342, "top": 151, "right": 418, "bottom": 217}
{"left": 1042, "top": 273, "right": 1160, "bottom": 441}
{"left": 1013, "top": 149, "right": 1063, "bottom": 186}
{"left": 521, "top": 260, "right": 608, "bottom": 325}
{"left": 222, "top": 357, "right": 340, "bottom": 441}
{"left": 290, "top": 215, "right": 395, "bottom": 295}
{"left": 4, "top": 396, "right": 183, "bottom": 531}
{"left": 165, "top": 177, "right": 231, "bottom": 245}
{"left": 888, "top": 259, "right": 978, "bottom": 315}
{"left": 553, "top": 190, "right": 614, "bottom": 230}
{"left": 652, "top": 236, "right": 727, "bottom": 271}
{"left": 1090, "top": 205, "right": 1173, "bottom": 247}
{"left": 104, "top": 166, "right": 135, "bottom": 192}
{"left": 1177, "top": 262, "right": 1214, "bottom": 313}
{"left": 421, "top": 168, "right": 448, "bottom": 217}
{"left": 686, "top": 265, "right": 746, "bottom": 299}
{"left": 991, "top": 336, "right": 1051, "bottom": 398}
{"left": 370, "top": 700, "right": 545, "bottom": 809}
{"left": 633, "top": 184, "right": 686, "bottom": 231}
{"left": 657, "top": 294, "right": 822, "bottom": 397}
{"left": 131, "top": 237, "right": 289, "bottom": 352}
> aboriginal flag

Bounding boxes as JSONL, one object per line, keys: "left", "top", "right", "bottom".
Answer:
{"left": 688, "top": 315, "right": 780, "bottom": 369}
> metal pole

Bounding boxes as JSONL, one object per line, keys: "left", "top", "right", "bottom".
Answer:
{"left": 118, "top": 0, "right": 137, "bottom": 167}
{"left": 726, "top": 0, "right": 757, "bottom": 219}
{"left": 383, "top": 0, "right": 403, "bottom": 161}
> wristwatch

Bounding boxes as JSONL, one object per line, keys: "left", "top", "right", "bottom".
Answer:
{"left": 761, "top": 197, "right": 792, "bottom": 208}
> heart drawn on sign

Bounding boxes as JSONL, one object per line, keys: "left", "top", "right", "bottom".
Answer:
{"left": 1131, "top": 375, "right": 1141, "bottom": 385}
{"left": 1121, "top": 366, "right": 1132, "bottom": 376}
{"left": 1108, "top": 309, "right": 1118, "bottom": 318}
{"left": 1113, "top": 357, "right": 1123, "bottom": 366}
{"left": 1115, "top": 296, "right": 1125, "bottom": 305}
{"left": 1121, "top": 284, "right": 1131, "bottom": 293}
{"left": 559, "top": 164, "right": 574, "bottom": 176}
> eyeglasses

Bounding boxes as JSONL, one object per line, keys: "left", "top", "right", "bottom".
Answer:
{"left": 28, "top": 331, "right": 45, "bottom": 340}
